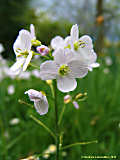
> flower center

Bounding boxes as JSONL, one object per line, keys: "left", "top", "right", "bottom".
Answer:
{"left": 58, "top": 64, "right": 70, "bottom": 76}
{"left": 74, "top": 40, "right": 86, "bottom": 50}
{"left": 64, "top": 44, "right": 71, "bottom": 49}
{"left": 16, "top": 48, "right": 29, "bottom": 57}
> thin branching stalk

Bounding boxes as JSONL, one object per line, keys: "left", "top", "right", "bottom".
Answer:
{"left": 30, "top": 115, "right": 56, "bottom": 140}
{"left": 61, "top": 140, "right": 98, "bottom": 150}
{"left": 29, "top": 63, "right": 40, "bottom": 70}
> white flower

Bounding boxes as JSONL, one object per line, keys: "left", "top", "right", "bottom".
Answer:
{"left": 103, "top": 68, "right": 109, "bottom": 74}
{"left": 39, "top": 48, "right": 88, "bottom": 92}
{"left": 105, "top": 56, "right": 112, "bottom": 66}
{"left": 25, "top": 89, "right": 49, "bottom": 115}
{"left": 51, "top": 24, "right": 99, "bottom": 71}
{"left": 0, "top": 43, "right": 4, "bottom": 53}
{"left": 10, "top": 24, "right": 36, "bottom": 74}
{"left": 9, "top": 118, "right": 20, "bottom": 125}
{"left": 7, "top": 85, "right": 15, "bottom": 95}
{"left": 48, "top": 144, "right": 56, "bottom": 153}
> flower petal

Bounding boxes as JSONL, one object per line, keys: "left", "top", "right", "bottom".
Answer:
{"left": 68, "top": 60, "right": 88, "bottom": 78}
{"left": 25, "top": 89, "right": 42, "bottom": 101}
{"left": 19, "top": 29, "right": 32, "bottom": 51}
{"left": 57, "top": 76, "right": 77, "bottom": 92}
{"left": 23, "top": 51, "right": 33, "bottom": 71}
{"left": 34, "top": 97, "right": 48, "bottom": 115}
{"left": 53, "top": 48, "right": 74, "bottom": 65}
{"left": 89, "top": 62, "right": 100, "bottom": 68}
{"left": 51, "top": 36, "right": 64, "bottom": 50}
{"left": 77, "top": 48, "right": 97, "bottom": 65}
{"left": 39, "top": 61, "right": 58, "bottom": 80}
{"left": 70, "top": 24, "right": 79, "bottom": 42}
{"left": 79, "top": 35, "right": 93, "bottom": 49}
{"left": 10, "top": 57, "right": 25, "bottom": 74}
{"left": 88, "top": 62, "right": 100, "bottom": 71}
{"left": 30, "top": 24, "right": 36, "bottom": 39}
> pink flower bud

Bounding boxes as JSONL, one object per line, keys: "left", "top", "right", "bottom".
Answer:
{"left": 37, "top": 45, "right": 50, "bottom": 56}
{"left": 72, "top": 101, "right": 79, "bottom": 109}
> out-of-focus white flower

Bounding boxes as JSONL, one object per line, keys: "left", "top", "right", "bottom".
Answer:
{"left": 61, "top": 151, "right": 67, "bottom": 157}
{"left": 7, "top": 85, "right": 15, "bottom": 95}
{"left": 10, "top": 24, "right": 36, "bottom": 74}
{"left": 32, "top": 69, "right": 40, "bottom": 78}
{"left": 18, "top": 71, "right": 31, "bottom": 79}
{"left": 72, "top": 101, "right": 79, "bottom": 109}
{"left": 64, "top": 95, "right": 71, "bottom": 104}
{"left": 37, "top": 45, "right": 50, "bottom": 56}
{"left": 103, "top": 68, "right": 109, "bottom": 74}
{"left": 4, "top": 131, "right": 9, "bottom": 139}
{"left": 20, "top": 155, "right": 39, "bottom": 160}
{"left": 105, "top": 56, "right": 112, "bottom": 66}
{"left": 25, "top": 89, "right": 49, "bottom": 115}
{"left": 51, "top": 24, "right": 99, "bottom": 71}
{"left": 39, "top": 48, "right": 88, "bottom": 92}
{"left": 43, "top": 149, "right": 50, "bottom": 159}
{"left": 9, "top": 118, "right": 20, "bottom": 125}
{"left": 0, "top": 43, "right": 4, "bottom": 53}
{"left": 48, "top": 144, "right": 56, "bottom": 153}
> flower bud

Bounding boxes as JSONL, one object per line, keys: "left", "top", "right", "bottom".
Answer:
{"left": 72, "top": 101, "right": 79, "bottom": 109}
{"left": 46, "top": 80, "right": 52, "bottom": 85}
{"left": 64, "top": 95, "right": 71, "bottom": 104}
{"left": 31, "top": 39, "right": 41, "bottom": 46}
{"left": 37, "top": 45, "right": 50, "bottom": 56}
{"left": 75, "top": 92, "right": 87, "bottom": 100}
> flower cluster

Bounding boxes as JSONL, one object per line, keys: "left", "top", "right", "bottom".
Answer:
{"left": 39, "top": 24, "right": 99, "bottom": 92}
{"left": 10, "top": 24, "right": 99, "bottom": 116}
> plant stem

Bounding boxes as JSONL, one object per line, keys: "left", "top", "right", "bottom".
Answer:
{"left": 30, "top": 115, "right": 56, "bottom": 140}
{"left": 58, "top": 104, "right": 66, "bottom": 125}
{"left": 53, "top": 80, "right": 59, "bottom": 160}
{"left": 61, "top": 140, "right": 98, "bottom": 150}
{"left": 29, "top": 63, "right": 40, "bottom": 70}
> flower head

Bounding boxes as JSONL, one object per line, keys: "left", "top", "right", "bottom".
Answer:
{"left": 39, "top": 48, "right": 88, "bottom": 92}
{"left": 51, "top": 24, "right": 99, "bottom": 71}
{"left": 7, "top": 85, "right": 15, "bottom": 95}
{"left": 10, "top": 24, "right": 36, "bottom": 74}
{"left": 25, "top": 89, "right": 49, "bottom": 115}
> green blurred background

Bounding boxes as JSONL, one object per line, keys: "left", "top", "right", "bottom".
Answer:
{"left": 0, "top": 0, "right": 120, "bottom": 159}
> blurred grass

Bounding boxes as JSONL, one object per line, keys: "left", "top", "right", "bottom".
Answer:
{"left": 0, "top": 51, "right": 120, "bottom": 160}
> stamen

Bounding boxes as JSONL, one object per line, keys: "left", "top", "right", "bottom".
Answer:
{"left": 58, "top": 64, "right": 70, "bottom": 76}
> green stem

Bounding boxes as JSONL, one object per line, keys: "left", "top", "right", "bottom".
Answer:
{"left": 30, "top": 115, "right": 56, "bottom": 140}
{"left": 18, "top": 99, "right": 33, "bottom": 108}
{"left": 58, "top": 104, "right": 66, "bottom": 125}
{"left": 29, "top": 63, "right": 40, "bottom": 70}
{"left": 53, "top": 80, "right": 60, "bottom": 160}
{"left": 61, "top": 140, "right": 98, "bottom": 150}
